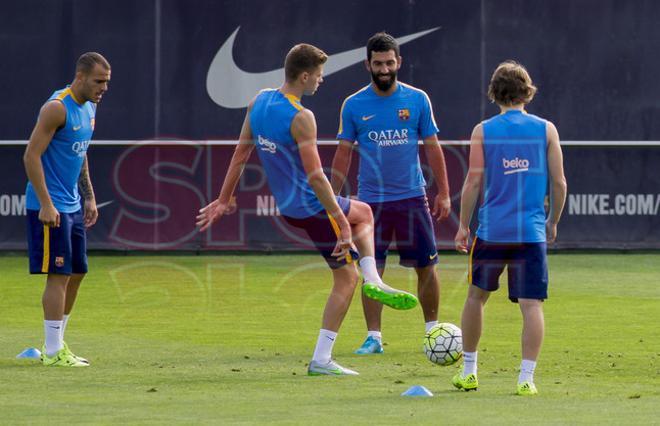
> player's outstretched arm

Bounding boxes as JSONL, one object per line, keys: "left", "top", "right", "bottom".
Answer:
{"left": 196, "top": 102, "right": 255, "bottom": 231}
{"left": 23, "top": 100, "right": 66, "bottom": 228}
{"left": 292, "top": 109, "right": 353, "bottom": 258}
{"left": 423, "top": 135, "right": 451, "bottom": 221}
{"left": 330, "top": 139, "right": 354, "bottom": 195}
{"left": 78, "top": 155, "right": 98, "bottom": 228}
{"left": 546, "top": 121, "right": 567, "bottom": 243}
{"left": 455, "top": 124, "right": 484, "bottom": 253}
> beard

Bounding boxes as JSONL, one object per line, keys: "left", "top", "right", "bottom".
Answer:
{"left": 371, "top": 70, "right": 397, "bottom": 92}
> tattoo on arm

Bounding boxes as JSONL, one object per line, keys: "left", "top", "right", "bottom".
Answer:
{"left": 78, "top": 155, "right": 95, "bottom": 200}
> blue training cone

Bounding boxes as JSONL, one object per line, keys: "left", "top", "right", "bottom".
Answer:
{"left": 401, "top": 385, "right": 433, "bottom": 397}
{"left": 16, "top": 347, "right": 41, "bottom": 360}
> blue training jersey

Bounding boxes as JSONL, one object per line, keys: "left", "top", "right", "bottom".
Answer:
{"left": 337, "top": 82, "right": 438, "bottom": 203}
{"left": 250, "top": 89, "right": 324, "bottom": 219}
{"left": 26, "top": 87, "right": 96, "bottom": 213}
{"left": 476, "top": 110, "right": 548, "bottom": 243}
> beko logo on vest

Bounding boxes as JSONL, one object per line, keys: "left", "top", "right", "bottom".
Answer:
{"left": 368, "top": 129, "right": 409, "bottom": 147}
{"left": 502, "top": 157, "right": 529, "bottom": 175}
{"left": 258, "top": 135, "right": 277, "bottom": 154}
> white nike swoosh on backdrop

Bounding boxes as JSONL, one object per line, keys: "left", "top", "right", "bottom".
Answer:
{"left": 206, "top": 27, "right": 440, "bottom": 109}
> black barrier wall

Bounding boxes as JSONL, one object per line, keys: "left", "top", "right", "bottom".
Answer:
{"left": 1, "top": 143, "right": 659, "bottom": 250}
{"left": 3, "top": 0, "right": 660, "bottom": 140}
{"left": 1, "top": 1, "right": 659, "bottom": 250}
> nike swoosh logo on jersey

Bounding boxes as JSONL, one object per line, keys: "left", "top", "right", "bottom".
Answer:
{"left": 72, "top": 125, "right": 82, "bottom": 131}
{"left": 362, "top": 115, "right": 376, "bottom": 121}
{"left": 429, "top": 253, "right": 438, "bottom": 260}
{"left": 206, "top": 27, "right": 440, "bottom": 109}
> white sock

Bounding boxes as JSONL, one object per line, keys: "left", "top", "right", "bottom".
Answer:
{"left": 44, "top": 320, "right": 63, "bottom": 356}
{"left": 463, "top": 351, "right": 477, "bottom": 377}
{"left": 367, "top": 330, "right": 382, "bottom": 341}
{"left": 425, "top": 320, "right": 438, "bottom": 333}
{"left": 519, "top": 359, "right": 537, "bottom": 384}
{"left": 61, "top": 314, "right": 70, "bottom": 341}
{"left": 312, "top": 329, "right": 337, "bottom": 364}
{"left": 359, "top": 256, "right": 382, "bottom": 284}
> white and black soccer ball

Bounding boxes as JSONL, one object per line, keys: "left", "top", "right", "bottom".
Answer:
{"left": 423, "top": 323, "right": 463, "bottom": 366}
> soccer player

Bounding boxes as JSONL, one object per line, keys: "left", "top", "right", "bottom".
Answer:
{"left": 24, "top": 52, "right": 111, "bottom": 367}
{"left": 452, "top": 61, "right": 567, "bottom": 395}
{"left": 331, "top": 32, "right": 451, "bottom": 354}
{"left": 196, "top": 44, "right": 418, "bottom": 376}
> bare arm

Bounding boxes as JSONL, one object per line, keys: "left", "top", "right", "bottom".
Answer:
{"left": 23, "top": 100, "right": 66, "bottom": 227}
{"left": 546, "top": 121, "right": 567, "bottom": 243}
{"left": 292, "top": 110, "right": 349, "bottom": 226}
{"left": 423, "top": 135, "right": 451, "bottom": 220}
{"left": 78, "top": 155, "right": 99, "bottom": 227}
{"left": 455, "top": 124, "right": 484, "bottom": 253}
{"left": 217, "top": 110, "right": 255, "bottom": 205}
{"left": 78, "top": 155, "right": 95, "bottom": 201}
{"left": 330, "top": 139, "right": 354, "bottom": 195}
{"left": 196, "top": 102, "right": 255, "bottom": 231}
{"left": 292, "top": 109, "right": 353, "bottom": 257}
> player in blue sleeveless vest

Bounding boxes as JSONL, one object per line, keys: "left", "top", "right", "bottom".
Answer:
{"left": 24, "top": 52, "right": 111, "bottom": 367}
{"left": 453, "top": 61, "right": 567, "bottom": 395}
{"left": 196, "top": 44, "right": 418, "bottom": 376}
{"left": 332, "top": 32, "right": 451, "bottom": 354}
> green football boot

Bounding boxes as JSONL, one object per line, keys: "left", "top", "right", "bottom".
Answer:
{"left": 41, "top": 346, "right": 89, "bottom": 367}
{"left": 516, "top": 381, "right": 538, "bottom": 396}
{"left": 63, "top": 341, "right": 89, "bottom": 365}
{"left": 362, "top": 281, "right": 418, "bottom": 310}
{"left": 451, "top": 372, "right": 478, "bottom": 391}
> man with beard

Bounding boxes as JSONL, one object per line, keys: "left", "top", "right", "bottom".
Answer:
{"left": 331, "top": 32, "right": 451, "bottom": 354}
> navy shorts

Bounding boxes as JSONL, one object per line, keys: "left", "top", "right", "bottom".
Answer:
{"left": 283, "top": 196, "right": 357, "bottom": 269}
{"left": 27, "top": 209, "right": 88, "bottom": 275}
{"left": 368, "top": 195, "right": 438, "bottom": 269}
{"left": 469, "top": 238, "right": 548, "bottom": 302}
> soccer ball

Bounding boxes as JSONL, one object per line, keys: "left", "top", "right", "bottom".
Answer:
{"left": 423, "top": 323, "right": 463, "bottom": 366}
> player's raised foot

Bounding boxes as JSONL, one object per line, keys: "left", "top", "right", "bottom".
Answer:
{"left": 62, "top": 341, "right": 89, "bottom": 365}
{"left": 516, "top": 381, "right": 538, "bottom": 396}
{"left": 451, "top": 372, "right": 478, "bottom": 391}
{"left": 362, "top": 281, "right": 418, "bottom": 310}
{"left": 40, "top": 346, "right": 89, "bottom": 367}
{"left": 307, "top": 360, "right": 359, "bottom": 376}
{"left": 354, "top": 336, "right": 384, "bottom": 355}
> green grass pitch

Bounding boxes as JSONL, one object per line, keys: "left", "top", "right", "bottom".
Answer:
{"left": 0, "top": 253, "right": 658, "bottom": 424}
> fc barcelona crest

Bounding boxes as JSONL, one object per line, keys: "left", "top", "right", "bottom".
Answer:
{"left": 398, "top": 109, "right": 410, "bottom": 121}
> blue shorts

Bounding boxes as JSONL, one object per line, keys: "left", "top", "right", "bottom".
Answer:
{"left": 469, "top": 238, "right": 548, "bottom": 302}
{"left": 283, "top": 196, "right": 357, "bottom": 269}
{"left": 27, "top": 209, "right": 88, "bottom": 275}
{"left": 368, "top": 195, "right": 438, "bottom": 269}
